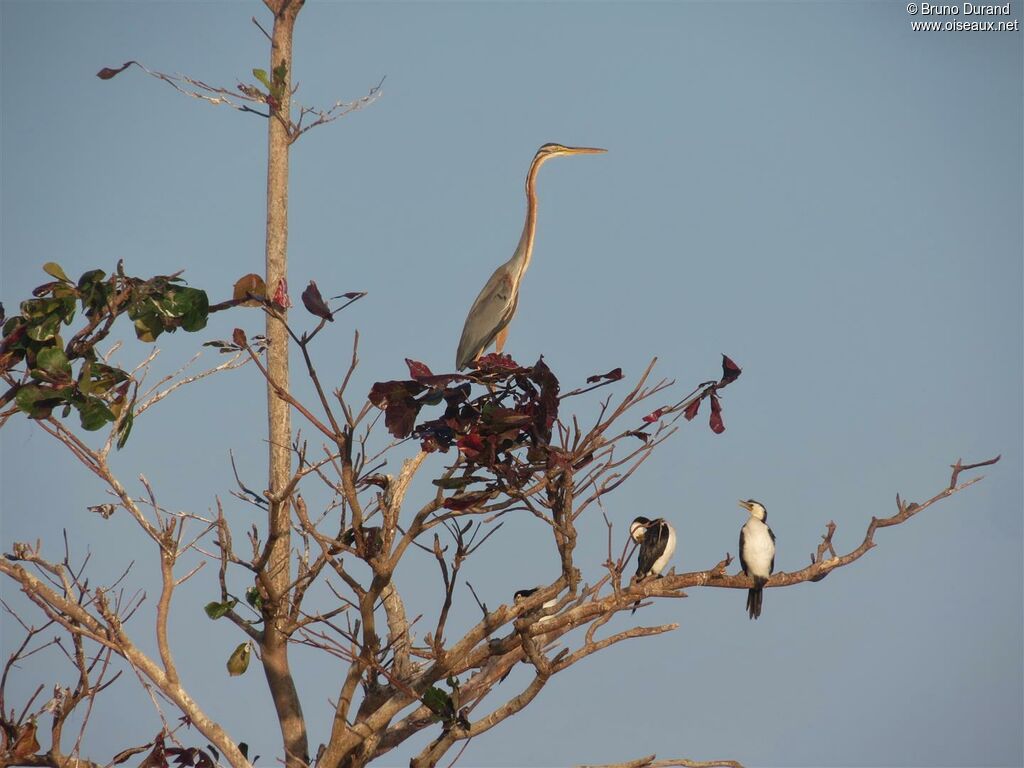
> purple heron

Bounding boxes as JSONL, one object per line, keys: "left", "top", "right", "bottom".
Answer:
{"left": 455, "top": 143, "right": 606, "bottom": 370}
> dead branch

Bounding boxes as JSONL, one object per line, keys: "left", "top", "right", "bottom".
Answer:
{"left": 578, "top": 755, "right": 744, "bottom": 768}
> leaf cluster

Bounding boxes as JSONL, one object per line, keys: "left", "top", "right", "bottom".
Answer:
{"left": 369, "top": 355, "right": 562, "bottom": 510}
{"left": 0, "top": 262, "right": 209, "bottom": 442}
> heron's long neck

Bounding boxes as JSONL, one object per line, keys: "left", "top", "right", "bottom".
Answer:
{"left": 510, "top": 156, "right": 544, "bottom": 284}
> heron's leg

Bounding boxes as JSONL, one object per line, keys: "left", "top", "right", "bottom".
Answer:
{"left": 495, "top": 325, "right": 509, "bottom": 355}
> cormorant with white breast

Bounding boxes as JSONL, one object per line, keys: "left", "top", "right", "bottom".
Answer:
{"left": 629, "top": 516, "right": 676, "bottom": 613}
{"left": 738, "top": 499, "right": 775, "bottom": 620}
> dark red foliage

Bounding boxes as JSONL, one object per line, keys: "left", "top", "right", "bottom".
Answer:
{"left": 271, "top": 277, "right": 290, "bottom": 309}
{"left": 708, "top": 392, "right": 725, "bottom": 434}
{"left": 586, "top": 367, "right": 623, "bottom": 384}
{"left": 301, "top": 281, "right": 333, "bottom": 321}
{"left": 405, "top": 358, "right": 433, "bottom": 379}
{"left": 720, "top": 354, "right": 742, "bottom": 385}
{"left": 474, "top": 353, "right": 521, "bottom": 371}
{"left": 368, "top": 379, "right": 427, "bottom": 438}
{"left": 0, "top": 323, "right": 28, "bottom": 373}
{"left": 683, "top": 398, "right": 701, "bottom": 421}
{"left": 455, "top": 432, "right": 484, "bottom": 456}
{"left": 529, "top": 358, "right": 560, "bottom": 443}
{"left": 642, "top": 407, "right": 665, "bottom": 424}
{"left": 96, "top": 61, "right": 136, "bottom": 80}
{"left": 371, "top": 356, "right": 561, "bottom": 478}
{"left": 442, "top": 490, "right": 495, "bottom": 511}
{"left": 680, "top": 354, "right": 742, "bottom": 431}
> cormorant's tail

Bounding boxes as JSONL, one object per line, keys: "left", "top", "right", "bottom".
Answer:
{"left": 746, "top": 577, "right": 767, "bottom": 620}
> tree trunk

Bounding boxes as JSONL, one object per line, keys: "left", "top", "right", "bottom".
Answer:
{"left": 262, "top": 2, "right": 308, "bottom": 768}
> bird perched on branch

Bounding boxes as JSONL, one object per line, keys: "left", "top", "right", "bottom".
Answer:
{"left": 629, "top": 516, "right": 676, "bottom": 613}
{"left": 513, "top": 587, "right": 558, "bottom": 623}
{"left": 455, "top": 143, "right": 607, "bottom": 371}
{"left": 738, "top": 499, "right": 776, "bottom": 620}
{"left": 338, "top": 525, "right": 383, "bottom": 559}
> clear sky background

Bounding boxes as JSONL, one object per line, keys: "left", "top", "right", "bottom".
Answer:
{"left": 1, "top": 2, "right": 1021, "bottom": 767}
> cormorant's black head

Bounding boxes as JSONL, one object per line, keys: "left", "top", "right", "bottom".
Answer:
{"left": 514, "top": 587, "right": 539, "bottom": 603}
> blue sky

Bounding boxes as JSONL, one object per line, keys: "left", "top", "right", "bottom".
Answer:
{"left": 1, "top": 2, "right": 1021, "bottom": 767}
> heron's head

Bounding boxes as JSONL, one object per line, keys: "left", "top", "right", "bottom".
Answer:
{"left": 535, "top": 142, "right": 607, "bottom": 164}
{"left": 738, "top": 499, "right": 768, "bottom": 522}
{"left": 630, "top": 516, "right": 652, "bottom": 542}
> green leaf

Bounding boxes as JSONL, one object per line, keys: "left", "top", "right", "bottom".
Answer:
{"left": 76, "top": 269, "right": 106, "bottom": 289}
{"left": 252, "top": 68, "right": 272, "bottom": 90}
{"left": 273, "top": 63, "right": 287, "bottom": 82}
{"left": 21, "top": 297, "right": 75, "bottom": 342}
{"left": 245, "top": 586, "right": 263, "bottom": 611}
{"left": 43, "top": 262, "right": 71, "bottom": 282}
{"left": 204, "top": 599, "right": 237, "bottom": 620}
{"left": 132, "top": 311, "right": 163, "bottom": 343}
{"left": 3, "top": 315, "right": 22, "bottom": 336}
{"left": 26, "top": 313, "right": 63, "bottom": 342}
{"left": 15, "top": 384, "right": 63, "bottom": 418}
{"left": 176, "top": 287, "right": 209, "bottom": 332}
{"left": 422, "top": 686, "right": 454, "bottom": 718}
{"left": 35, "top": 347, "right": 71, "bottom": 378}
{"left": 80, "top": 361, "right": 128, "bottom": 395}
{"left": 78, "top": 398, "right": 115, "bottom": 431}
{"left": 226, "top": 642, "right": 251, "bottom": 676}
{"left": 419, "top": 389, "right": 444, "bottom": 406}
{"left": 79, "top": 275, "right": 111, "bottom": 316}
{"left": 115, "top": 409, "right": 134, "bottom": 450}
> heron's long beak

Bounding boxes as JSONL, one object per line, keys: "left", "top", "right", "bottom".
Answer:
{"left": 566, "top": 146, "right": 607, "bottom": 154}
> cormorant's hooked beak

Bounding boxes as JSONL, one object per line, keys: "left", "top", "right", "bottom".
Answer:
{"left": 738, "top": 500, "right": 753, "bottom": 513}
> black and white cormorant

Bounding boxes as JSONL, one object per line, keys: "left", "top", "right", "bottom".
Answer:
{"left": 513, "top": 587, "right": 557, "bottom": 623}
{"left": 629, "top": 516, "right": 677, "bottom": 613}
{"left": 738, "top": 499, "right": 775, "bottom": 620}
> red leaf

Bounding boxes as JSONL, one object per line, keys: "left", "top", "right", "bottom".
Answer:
{"left": 474, "top": 353, "right": 520, "bottom": 371}
{"left": 642, "top": 407, "right": 665, "bottom": 424}
{"left": 586, "top": 367, "right": 623, "bottom": 384}
{"left": 405, "top": 359, "right": 434, "bottom": 380}
{"left": 301, "top": 281, "right": 333, "bottom": 321}
{"left": 272, "top": 278, "right": 291, "bottom": 309}
{"left": 456, "top": 432, "right": 484, "bottom": 456}
{"left": 709, "top": 393, "right": 725, "bottom": 434}
{"left": 96, "top": 61, "right": 136, "bottom": 80}
{"left": 367, "top": 380, "right": 427, "bottom": 438}
{"left": 442, "top": 491, "right": 491, "bottom": 511}
{"left": 232, "top": 328, "right": 248, "bottom": 347}
{"left": 719, "top": 354, "right": 742, "bottom": 386}
{"left": 683, "top": 398, "right": 701, "bottom": 421}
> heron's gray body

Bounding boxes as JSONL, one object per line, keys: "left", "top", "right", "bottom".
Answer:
{"left": 455, "top": 143, "right": 605, "bottom": 370}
